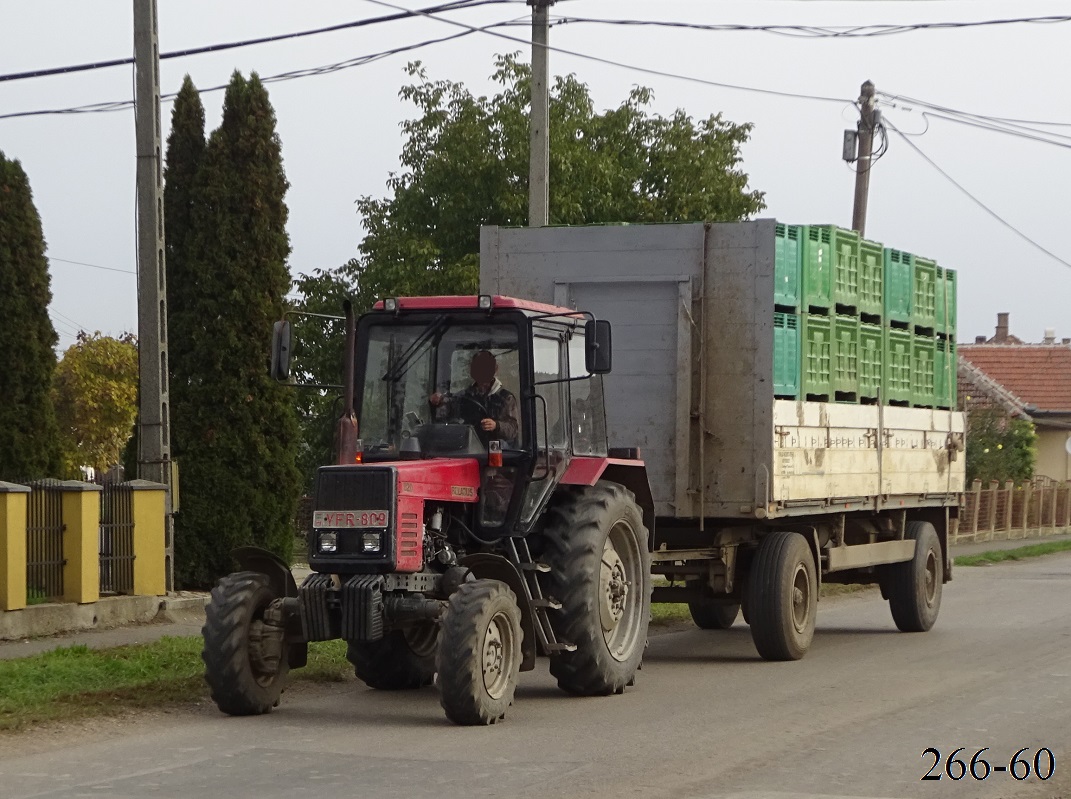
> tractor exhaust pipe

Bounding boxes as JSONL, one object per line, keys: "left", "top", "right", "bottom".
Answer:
{"left": 337, "top": 300, "right": 359, "bottom": 465}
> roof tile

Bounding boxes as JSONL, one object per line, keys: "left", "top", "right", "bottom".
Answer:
{"left": 959, "top": 345, "right": 1071, "bottom": 412}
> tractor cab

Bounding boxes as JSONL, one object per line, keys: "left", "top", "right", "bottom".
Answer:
{"left": 352, "top": 295, "right": 611, "bottom": 536}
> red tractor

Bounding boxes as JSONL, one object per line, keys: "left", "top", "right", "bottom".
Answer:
{"left": 202, "top": 295, "right": 653, "bottom": 725}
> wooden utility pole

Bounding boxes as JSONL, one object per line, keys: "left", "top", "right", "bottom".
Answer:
{"left": 528, "top": 0, "right": 554, "bottom": 227}
{"left": 851, "top": 80, "right": 877, "bottom": 237}
{"left": 134, "top": 0, "right": 174, "bottom": 590}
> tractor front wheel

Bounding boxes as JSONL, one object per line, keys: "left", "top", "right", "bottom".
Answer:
{"left": 436, "top": 579, "right": 523, "bottom": 725}
{"left": 202, "top": 571, "right": 289, "bottom": 716}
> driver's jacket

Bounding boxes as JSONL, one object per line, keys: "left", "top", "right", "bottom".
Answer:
{"left": 441, "top": 379, "right": 520, "bottom": 445}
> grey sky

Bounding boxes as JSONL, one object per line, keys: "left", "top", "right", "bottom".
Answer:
{"left": 1, "top": 0, "right": 1068, "bottom": 351}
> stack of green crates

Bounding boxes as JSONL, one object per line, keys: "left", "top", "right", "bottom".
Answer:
{"left": 770, "top": 224, "right": 956, "bottom": 409}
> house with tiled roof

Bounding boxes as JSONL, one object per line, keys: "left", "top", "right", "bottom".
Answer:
{"left": 959, "top": 313, "right": 1071, "bottom": 482}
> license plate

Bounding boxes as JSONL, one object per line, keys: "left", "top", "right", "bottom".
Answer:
{"left": 312, "top": 510, "right": 389, "bottom": 529}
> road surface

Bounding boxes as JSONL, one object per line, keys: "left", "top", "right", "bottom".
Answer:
{"left": 1, "top": 553, "right": 1068, "bottom": 799}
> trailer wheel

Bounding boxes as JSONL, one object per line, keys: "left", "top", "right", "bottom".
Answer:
{"left": 688, "top": 601, "right": 740, "bottom": 630}
{"left": 202, "top": 571, "right": 289, "bottom": 716}
{"left": 884, "top": 521, "right": 942, "bottom": 632}
{"left": 748, "top": 532, "right": 817, "bottom": 661}
{"left": 542, "top": 482, "right": 652, "bottom": 696}
{"left": 436, "top": 579, "right": 522, "bottom": 725}
{"left": 346, "top": 623, "right": 438, "bottom": 690}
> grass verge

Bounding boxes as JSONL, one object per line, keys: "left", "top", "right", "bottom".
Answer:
{"left": 0, "top": 637, "right": 352, "bottom": 732}
{"left": 954, "top": 538, "right": 1071, "bottom": 566}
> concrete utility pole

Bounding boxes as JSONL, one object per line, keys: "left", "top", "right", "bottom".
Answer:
{"left": 528, "top": 0, "right": 555, "bottom": 227}
{"left": 851, "top": 80, "right": 878, "bottom": 237}
{"left": 134, "top": 0, "right": 174, "bottom": 590}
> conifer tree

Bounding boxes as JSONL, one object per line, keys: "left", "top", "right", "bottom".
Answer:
{"left": 171, "top": 73, "right": 301, "bottom": 587}
{"left": 0, "top": 151, "right": 61, "bottom": 479}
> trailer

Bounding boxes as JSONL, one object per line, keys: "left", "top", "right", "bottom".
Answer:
{"left": 481, "top": 220, "right": 964, "bottom": 658}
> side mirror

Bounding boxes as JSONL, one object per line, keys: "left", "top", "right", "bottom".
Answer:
{"left": 270, "top": 320, "right": 291, "bottom": 380}
{"left": 584, "top": 319, "right": 612, "bottom": 375}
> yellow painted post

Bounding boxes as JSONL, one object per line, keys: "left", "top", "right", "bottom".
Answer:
{"left": 0, "top": 482, "right": 30, "bottom": 611}
{"left": 61, "top": 481, "right": 102, "bottom": 604}
{"left": 126, "top": 480, "right": 167, "bottom": 596}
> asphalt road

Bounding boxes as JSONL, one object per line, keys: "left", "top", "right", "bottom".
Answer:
{"left": 2, "top": 553, "right": 1069, "bottom": 799}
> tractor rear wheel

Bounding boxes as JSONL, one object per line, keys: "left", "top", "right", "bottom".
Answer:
{"left": 346, "top": 623, "right": 438, "bottom": 690}
{"left": 542, "top": 482, "right": 651, "bottom": 696}
{"left": 436, "top": 579, "right": 522, "bottom": 725}
{"left": 748, "top": 532, "right": 817, "bottom": 661}
{"left": 883, "top": 521, "right": 943, "bottom": 632}
{"left": 202, "top": 571, "right": 289, "bottom": 715}
{"left": 688, "top": 600, "right": 740, "bottom": 630}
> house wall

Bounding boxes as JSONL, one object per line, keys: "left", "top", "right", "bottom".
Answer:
{"left": 1036, "top": 427, "right": 1071, "bottom": 482}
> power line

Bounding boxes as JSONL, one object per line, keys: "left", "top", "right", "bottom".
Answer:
{"left": 50, "top": 256, "right": 136, "bottom": 275}
{"left": 363, "top": 0, "right": 852, "bottom": 104}
{"left": 548, "top": 14, "right": 1071, "bottom": 39}
{"left": 0, "top": 24, "right": 506, "bottom": 121}
{"left": 0, "top": 0, "right": 517, "bottom": 84}
{"left": 885, "top": 120, "right": 1071, "bottom": 272}
{"left": 880, "top": 91, "right": 1071, "bottom": 130}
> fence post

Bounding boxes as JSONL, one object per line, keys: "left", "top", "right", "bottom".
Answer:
{"left": 126, "top": 480, "right": 168, "bottom": 596}
{"left": 0, "top": 483, "right": 30, "bottom": 611}
{"left": 970, "top": 479, "right": 982, "bottom": 536}
{"left": 1003, "top": 480, "right": 1014, "bottom": 532}
{"left": 60, "top": 481, "right": 102, "bottom": 604}
{"left": 988, "top": 481, "right": 1000, "bottom": 537}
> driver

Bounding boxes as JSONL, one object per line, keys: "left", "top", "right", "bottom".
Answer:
{"left": 430, "top": 350, "right": 519, "bottom": 444}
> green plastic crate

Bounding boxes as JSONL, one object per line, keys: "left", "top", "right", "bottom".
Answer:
{"left": 935, "top": 338, "right": 957, "bottom": 409}
{"left": 913, "top": 257, "right": 937, "bottom": 332}
{"left": 830, "top": 228, "right": 861, "bottom": 312}
{"left": 774, "top": 224, "right": 802, "bottom": 310}
{"left": 859, "top": 239, "right": 884, "bottom": 320}
{"left": 801, "top": 313, "right": 832, "bottom": 400}
{"left": 883, "top": 248, "right": 913, "bottom": 326}
{"left": 884, "top": 328, "right": 913, "bottom": 404}
{"left": 936, "top": 266, "right": 957, "bottom": 338}
{"left": 801, "top": 226, "right": 834, "bottom": 312}
{"left": 833, "top": 315, "right": 860, "bottom": 400}
{"left": 912, "top": 334, "right": 936, "bottom": 407}
{"left": 773, "top": 312, "right": 800, "bottom": 399}
{"left": 859, "top": 323, "right": 883, "bottom": 400}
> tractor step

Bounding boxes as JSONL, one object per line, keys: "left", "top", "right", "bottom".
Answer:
{"left": 519, "top": 562, "right": 551, "bottom": 573}
{"left": 530, "top": 597, "right": 562, "bottom": 610}
{"left": 543, "top": 642, "right": 577, "bottom": 653}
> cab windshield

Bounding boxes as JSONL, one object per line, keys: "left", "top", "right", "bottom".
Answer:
{"left": 359, "top": 320, "right": 522, "bottom": 454}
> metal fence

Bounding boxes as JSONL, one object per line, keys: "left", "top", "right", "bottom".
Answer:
{"left": 23, "top": 479, "right": 65, "bottom": 602}
{"left": 99, "top": 482, "right": 135, "bottom": 595}
{"left": 958, "top": 478, "right": 1071, "bottom": 542}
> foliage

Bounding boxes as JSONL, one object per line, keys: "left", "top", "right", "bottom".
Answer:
{"left": 0, "top": 150, "right": 61, "bottom": 480}
{"left": 291, "top": 55, "right": 765, "bottom": 480}
{"left": 52, "top": 331, "right": 139, "bottom": 475}
{"left": 166, "top": 73, "right": 301, "bottom": 588}
{"left": 965, "top": 406, "right": 1037, "bottom": 485}
{"left": 955, "top": 539, "right": 1071, "bottom": 567}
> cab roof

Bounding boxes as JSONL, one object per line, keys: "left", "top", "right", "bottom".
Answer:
{"left": 371, "top": 295, "right": 580, "bottom": 317}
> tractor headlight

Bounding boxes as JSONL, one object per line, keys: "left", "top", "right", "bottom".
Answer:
{"left": 362, "top": 532, "right": 381, "bottom": 553}
{"left": 319, "top": 532, "right": 337, "bottom": 553}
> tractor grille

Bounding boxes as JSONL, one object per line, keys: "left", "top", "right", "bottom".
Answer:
{"left": 315, "top": 466, "right": 392, "bottom": 510}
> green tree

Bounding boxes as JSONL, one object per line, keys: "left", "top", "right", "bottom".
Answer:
{"left": 53, "top": 332, "right": 139, "bottom": 476}
{"left": 291, "top": 55, "right": 765, "bottom": 475}
{"left": 164, "top": 76, "right": 206, "bottom": 392}
{"left": 966, "top": 407, "right": 1037, "bottom": 485}
{"left": 170, "top": 72, "right": 301, "bottom": 588}
{"left": 0, "top": 150, "right": 61, "bottom": 480}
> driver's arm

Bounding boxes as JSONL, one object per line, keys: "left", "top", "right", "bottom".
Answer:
{"left": 490, "top": 392, "right": 520, "bottom": 443}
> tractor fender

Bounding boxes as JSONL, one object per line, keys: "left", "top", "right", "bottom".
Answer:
{"left": 232, "top": 546, "right": 299, "bottom": 598}
{"left": 459, "top": 552, "right": 537, "bottom": 672}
